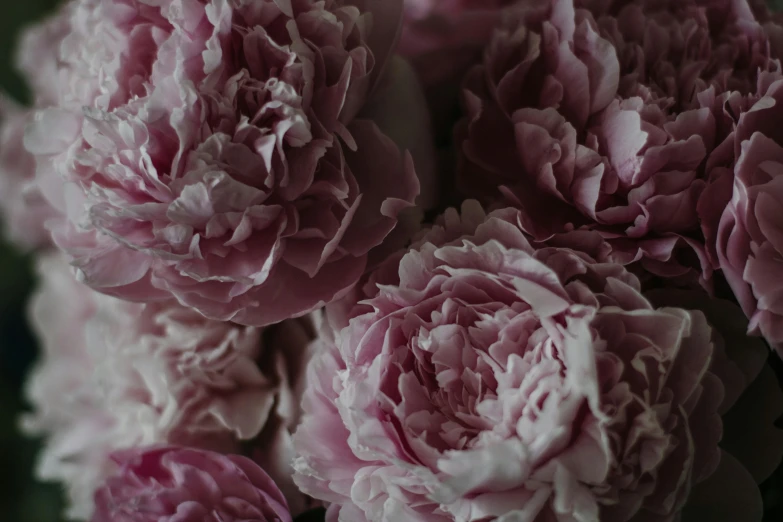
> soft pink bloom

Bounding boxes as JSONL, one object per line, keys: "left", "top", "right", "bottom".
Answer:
{"left": 25, "top": 0, "right": 420, "bottom": 325}
{"left": 643, "top": 288, "right": 783, "bottom": 522}
{"left": 457, "top": 0, "right": 778, "bottom": 289}
{"left": 23, "top": 255, "right": 315, "bottom": 518}
{"left": 0, "top": 98, "right": 57, "bottom": 249}
{"left": 15, "top": 4, "right": 73, "bottom": 107}
{"left": 293, "top": 201, "right": 783, "bottom": 522}
{"left": 22, "top": 254, "right": 126, "bottom": 519}
{"left": 700, "top": 76, "right": 783, "bottom": 355}
{"left": 0, "top": 5, "right": 73, "bottom": 250}
{"left": 91, "top": 445, "right": 292, "bottom": 522}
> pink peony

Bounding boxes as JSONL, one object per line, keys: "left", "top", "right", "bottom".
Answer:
{"left": 292, "top": 201, "right": 783, "bottom": 521}
{"left": 0, "top": 98, "right": 57, "bottom": 249}
{"left": 643, "top": 288, "right": 783, "bottom": 522}
{"left": 15, "top": 4, "right": 73, "bottom": 107}
{"left": 0, "top": 5, "right": 71, "bottom": 249}
{"left": 25, "top": 0, "right": 421, "bottom": 325}
{"left": 22, "top": 254, "right": 128, "bottom": 519}
{"left": 23, "top": 255, "right": 315, "bottom": 518}
{"left": 457, "top": 0, "right": 779, "bottom": 289}
{"left": 91, "top": 445, "right": 292, "bottom": 522}
{"left": 700, "top": 76, "right": 783, "bottom": 355}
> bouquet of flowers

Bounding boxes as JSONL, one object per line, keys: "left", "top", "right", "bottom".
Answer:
{"left": 3, "top": 0, "right": 783, "bottom": 520}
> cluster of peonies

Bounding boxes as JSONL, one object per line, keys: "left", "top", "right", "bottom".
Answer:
{"left": 22, "top": 253, "right": 316, "bottom": 519}
{"left": 453, "top": 0, "right": 783, "bottom": 356}
{"left": 2, "top": 0, "right": 783, "bottom": 521}
{"left": 457, "top": 0, "right": 770, "bottom": 286}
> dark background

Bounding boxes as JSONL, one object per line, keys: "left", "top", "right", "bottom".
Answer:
{"left": 2, "top": 1, "right": 783, "bottom": 521}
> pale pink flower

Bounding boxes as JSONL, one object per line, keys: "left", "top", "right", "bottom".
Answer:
{"left": 22, "top": 254, "right": 125, "bottom": 519}
{"left": 0, "top": 98, "right": 57, "bottom": 249}
{"left": 457, "top": 0, "right": 778, "bottom": 289}
{"left": 0, "top": 3, "right": 70, "bottom": 249}
{"left": 91, "top": 445, "right": 292, "bottom": 522}
{"left": 22, "top": 255, "right": 106, "bottom": 435}
{"left": 25, "top": 0, "right": 421, "bottom": 325}
{"left": 644, "top": 288, "right": 783, "bottom": 522}
{"left": 15, "top": 4, "right": 73, "bottom": 107}
{"left": 23, "top": 255, "right": 315, "bottom": 518}
{"left": 293, "top": 201, "right": 783, "bottom": 522}
{"left": 700, "top": 76, "right": 783, "bottom": 355}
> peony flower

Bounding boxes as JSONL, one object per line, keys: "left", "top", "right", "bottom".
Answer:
{"left": 457, "top": 0, "right": 779, "bottom": 288}
{"left": 22, "top": 254, "right": 127, "bottom": 520}
{"left": 292, "top": 201, "right": 783, "bottom": 522}
{"left": 0, "top": 98, "right": 57, "bottom": 249}
{"left": 25, "top": 0, "right": 421, "bottom": 326}
{"left": 23, "top": 254, "right": 315, "bottom": 518}
{"left": 643, "top": 288, "right": 783, "bottom": 522}
{"left": 91, "top": 445, "right": 292, "bottom": 522}
{"left": 0, "top": 5, "right": 70, "bottom": 250}
{"left": 15, "top": 4, "right": 73, "bottom": 107}
{"left": 700, "top": 76, "right": 783, "bottom": 355}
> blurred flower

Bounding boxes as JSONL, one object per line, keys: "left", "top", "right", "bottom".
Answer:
{"left": 293, "top": 201, "right": 783, "bottom": 521}
{"left": 91, "top": 445, "right": 291, "bottom": 522}
{"left": 0, "top": 98, "right": 57, "bottom": 249}
{"left": 644, "top": 288, "right": 783, "bottom": 522}
{"left": 22, "top": 254, "right": 126, "bottom": 519}
{"left": 398, "top": 0, "right": 519, "bottom": 161}
{"left": 24, "top": 0, "right": 421, "bottom": 326}
{"left": 457, "top": 0, "right": 779, "bottom": 288}
{"left": 0, "top": 5, "right": 71, "bottom": 250}
{"left": 15, "top": 3, "right": 73, "bottom": 107}
{"left": 23, "top": 255, "right": 314, "bottom": 518}
{"left": 400, "top": 0, "right": 513, "bottom": 88}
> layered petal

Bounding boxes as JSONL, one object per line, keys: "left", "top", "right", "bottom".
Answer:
{"left": 91, "top": 445, "right": 292, "bottom": 522}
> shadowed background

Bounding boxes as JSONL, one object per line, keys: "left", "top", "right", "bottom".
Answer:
{"left": 1, "top": 1, "right": 783, "bottom": 521}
